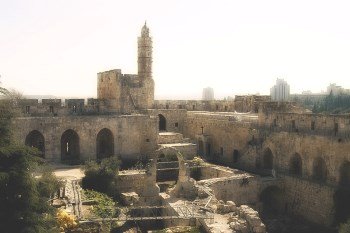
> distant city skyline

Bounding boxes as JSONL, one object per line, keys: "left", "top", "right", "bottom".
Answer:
{"left": 1, "top": 0, "right": 350, "bottom": 100}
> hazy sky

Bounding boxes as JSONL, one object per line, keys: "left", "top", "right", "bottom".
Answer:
{"left": 1, "top": 0, "right": 350, "bottom": 99}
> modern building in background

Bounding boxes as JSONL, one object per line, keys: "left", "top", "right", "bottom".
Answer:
{"left": 202, "top": 87, "right": 214, "bottom": 100}
{"left": 327, "top": 83, "right": 350, "bottom": 95}
{"left": 270, "top": 78, "right": 290, "bottom": 101}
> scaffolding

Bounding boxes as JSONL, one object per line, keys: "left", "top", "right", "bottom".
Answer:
{"left": 81, "top": 205, "right": 214, "bottom": 222}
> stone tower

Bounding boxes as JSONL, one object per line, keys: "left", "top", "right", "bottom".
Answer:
{"left": 138, "top": 22, "right": 152, "bottom": 80}
{"left": 137, "top": 22, "right": 154, "bottom": 109}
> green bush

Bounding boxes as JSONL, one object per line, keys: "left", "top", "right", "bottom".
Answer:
{"left": 84, "top": 190, "right": 119, "bottom": 218}
{"left": 82, "top": 157, "right": 120, "bottom": 196}
{"left": 339, "top": 219, "right": 350, "bottom": 233}
{"left": 37, "top": 170, "right": 63, "bottom": 198}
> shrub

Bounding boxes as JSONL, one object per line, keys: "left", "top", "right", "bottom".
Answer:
{"left": 82, "top": 157, "right": 120, "bottom": 196}
{"left": 339, "top": 219, "right": 350, "bottom": 233}
{"left": 84, "top": 190, "right": 118, "bottom": 218}
{"left": 57, "top": 209, "right": 77, "bottom": 231}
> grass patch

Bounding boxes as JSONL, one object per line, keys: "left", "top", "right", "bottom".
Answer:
{"left": 83, "top": 189, "right": 119, "bottom": 218}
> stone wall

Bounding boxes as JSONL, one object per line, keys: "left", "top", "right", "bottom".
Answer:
{"left": 10, "top": 114, "right": 158, "bottom": 162}
{"left": 153, "top": 100, "right": 235, "bottom": 112}
{"left": 260, "top": 111, "right": 350, "bottom": 137}
{"left": 282, "top": 176, "right": 335, "bottom": 226}
{"left": 198, "top": 174, "right": 259, "bottom": 205}
{"left": 183, "top": 112, "right": 258, "bottom": 165}
{"left": 117, "top": 171, "right": 148, "bottom": 194}
{"left": 181, "top": 111, "right": 350, "bottom": 226}
{"left": 147, "top": 109, "right": 187, "bottom": 133}
{"left": 195, "top": 166, "right": 235, "bottom": 180}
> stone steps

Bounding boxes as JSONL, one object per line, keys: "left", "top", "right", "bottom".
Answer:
{"left": 158, "top": 132, "right": 197, "bottom": 160}
{"left": 159, "top": 143, "right": 197, "bottom": 160}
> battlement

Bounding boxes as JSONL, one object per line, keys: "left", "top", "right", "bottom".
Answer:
{"left": 153, "top": 100, "right": 235, "bottom": 112}
{"left": 259, "top": 111, "right": 350, "bottom": 137}
{"left": 0, "top": 98, "right": 115, "bottom": 117}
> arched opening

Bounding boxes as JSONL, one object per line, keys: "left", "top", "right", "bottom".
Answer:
{"left": 206, "top": 143, "right": 211, "bottom": 157}
{"left": 25, "top": 130, "right": 45, "bottom": 157}
{"left": 289, "top": 153, "right": 302, "bottom": 176}
{"left": 198, "top": 139, "right": 204, "bottom": 157}
{"left": 334, "top": 161, "right": 350, "bottom": 224}
{"left": 312, "top": 157, "right": 327, "bottom": 182}
{"left": 158, "top": 114, "right": 166, "bottom": 131}
{"left": 260, "top": 185, "right": 285, "bottom": 215}
{"left": 61, "top": 129, "right": 80, "bottom": 162}
{"left": 96, "top": 128, "right": 114, "bottom": 160}
{"left": 155, "top": 148, "right": 181, "bottom": 192}
{"left": 263, "top": 148, "right": 274, "bottom": 170}
{"left": 233, "top": 149, "right": 240, "bottom": 164}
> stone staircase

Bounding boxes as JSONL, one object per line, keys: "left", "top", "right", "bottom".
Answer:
{"left": 158, "top": 132, "right": 196, "bottom": 160}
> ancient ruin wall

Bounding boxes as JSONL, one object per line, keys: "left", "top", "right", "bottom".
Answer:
{"left": 183, "top": 112, "right": 257, "bottom": 164}
{"left": 10, "top": 114, "right": 158, "bottom": 162}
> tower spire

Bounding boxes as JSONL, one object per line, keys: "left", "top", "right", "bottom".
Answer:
{"left": 141, "top": 21, "right": 149, "bottom": 37}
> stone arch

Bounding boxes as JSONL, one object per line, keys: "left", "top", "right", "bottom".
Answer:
{"left": 25, "top": 130, "right": 45, "bottom": 157}
{"left": 96, "top": 128, "right": 114, "bottom": 160}
{"left": 61, "top": 129, "right": 80, "bottom": 162}
{"left": 260, "top": 185, "right": 286, "bottom": 214}
{"left": 152, "top": 147, "right": 196, "bottom": 199}
{"left": 154, "top": 147, "right": 181, "bottom": 183}
{"left": 334, "top": 161, "right": 350, "bottom": 224}
{"left": 289, "top": 153, "right": 302, "bottom": 176}
{"left": 263, "top": 147, "right": 274, "bottom": 170}
{"left": 339, "top": 161, "right": 350, "bottom": 187}
{"left": 198, "top": 138, "right": 204, "bottom": 156}
{"left": 158, "top": 114, "right": 166, "bottom": 131}
{"left": 233, "top": 149, "right": 240, "bottom": 164}
{"left": 312, "top": 157, "right": 327, "bottom": 182}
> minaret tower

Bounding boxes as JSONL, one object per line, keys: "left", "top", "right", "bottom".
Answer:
{"left": 138, "top": 22, "right": 152, "bottom": 80}
{"left": 137, "top": 22, "right": 154, "bottom": 109}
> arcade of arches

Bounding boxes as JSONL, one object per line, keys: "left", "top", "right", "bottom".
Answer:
{"left": 25, "top": 128, "right": 116, "bottom": 162}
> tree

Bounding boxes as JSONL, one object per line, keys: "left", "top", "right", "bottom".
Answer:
{"left": 0, "top": 146, "right": 59, "bottom": 233}
{"left": 0, "top": 84, "right": 60, "bottom": 232}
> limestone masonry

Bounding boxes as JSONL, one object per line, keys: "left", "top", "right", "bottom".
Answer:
{"left": 3, "top": 23, "right": 350, "bottom": 231}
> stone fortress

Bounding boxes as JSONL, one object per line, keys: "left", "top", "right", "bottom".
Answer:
{"left": 5, "top": 23, "right": 350, "bottom": 232}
